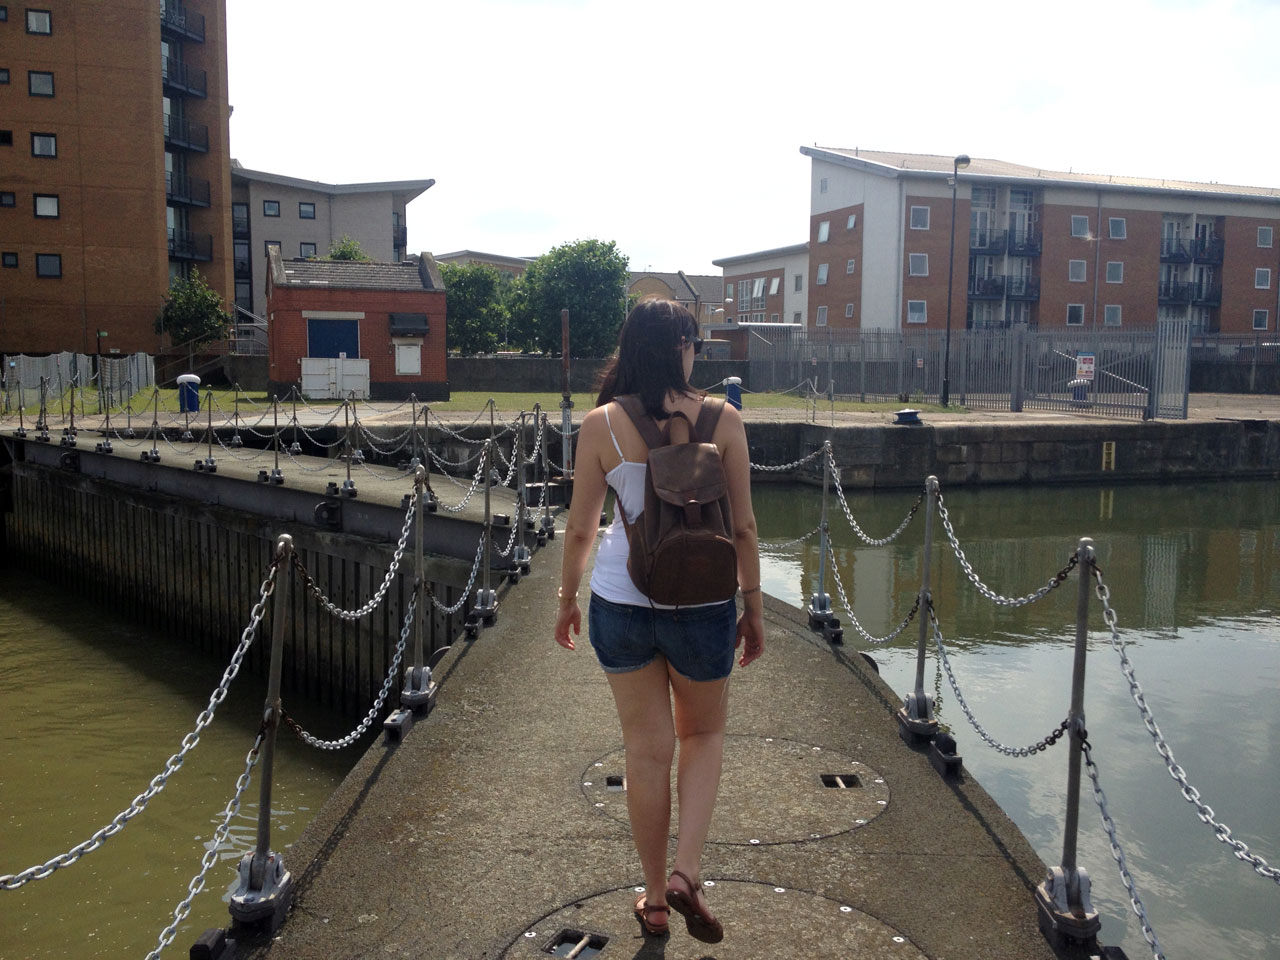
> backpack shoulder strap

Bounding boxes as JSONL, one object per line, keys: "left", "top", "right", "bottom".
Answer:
{"left": 614, "top": 394, "right": 665, "bottom": 449}
{"left": 693, "top": 396, "right": 727, "bottom": 444}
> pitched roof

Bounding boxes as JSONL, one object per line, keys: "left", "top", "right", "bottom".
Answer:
{"left": 801, "top": 147, "right": 1280, "bottom": 201}
{"left": 269, "top": 254, "right": 443, "bottom": 292}
{"left": 629, "top": 271, "right": 723, "bottom": 302}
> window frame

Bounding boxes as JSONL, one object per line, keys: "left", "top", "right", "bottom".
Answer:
{"left": 262, "top": 200, "right": 280, "bottom": 217}
{"left": 908, "top": 253, "right": 929, "bottom": 277}
{"left": 1108, "top": 217, "right": 1126, "bottom": 239}
{"left": 819, "top": 177, "right": 828, "bottom": 194}
{"left": 846, "top": 258, "right": 856, "bottom": 274}
{"left": 815, "top": 305, "right": 828, "bottom": 326}
{"left": 906, "top": 300, "right": 927, "bottom": 324}
{"left": 35, "top": 252, "right": 61, "bottom": 277}
{"left": 768, "top": 276, "right": 779, "bottom": 296}
{"left": 1103, "top": 304, "right": 1122, "bottom": 327}
{"left": 844, "top": 303, "right": 854, "bottom": 318}
{"left": 28, "top": 69, "right": 53, "bottom": 97}
{"left": 298, "top": 201, "right": 315, "bottom": 220}
{"left": 26, "top": 8, "right": 51, "bottom": 34}
{"left": 1068, "top": 259, "right": 1087, "bottom": 282}
{"left": 0, "top": 191, "right": 14, "bottom": 207}
{"left": 1259, "top": 226, "right": 1274, "bottom": 248}
{"left": 1105, "top": 261, "right": 1123, "bottom": 284}
{"left": 33, "top": 193, "right": 58, "bottom": 218}
{"left": 1, "top": 252, "right": 17, "bottom": 268}
{"left": 0, "top": 69, "right": 9, "bottom": 85}
{"left": 846, "top": 213, "right": 857, "bottom": 230}
{"left": 1070, "top": 215, "right": 1089, "bottom": 238}
{"left": 1066, "top": 303, "right": 1085, "bottom": 326}
{"left": 794, "top": 273, "right": 802, "bottom": 292}
{"left": 299, "top": 241, "right": 317, "bottom": 258}
{"left": 0, "top": 7, "right": 7, "bottom": 21}
{"left": 1253, "top": 309, "right": 1268, "bottom": 331}
{"left": 909, "top": 206, "right": 930, "bottom": 230}
{"left": 817, "top": 220, "right": 830, "bottom": 242}
{"left": 0, "top": 130, "right": 12, "bottom": 147}
{"left": 30, "top": 132, "right": 56, "bottom": 158}
{"left": 1256, "top": 268, "right": 1272, "bottom": 289}
{"left": 815, "top": 263, "right": 829, "bottom": 285}
{"left": 792, "top": 312, "right": 801, "bottom": 323}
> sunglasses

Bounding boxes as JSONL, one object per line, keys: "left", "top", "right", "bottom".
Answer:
{"left": 682, "top": 336, "right": 704, "bottom": 355}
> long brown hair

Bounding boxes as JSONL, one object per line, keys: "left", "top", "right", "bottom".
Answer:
{"left": 595, "top": 297, "right": 699, "bottom": 420}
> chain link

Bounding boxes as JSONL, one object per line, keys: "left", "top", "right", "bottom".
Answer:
{"left": 284, "top": 596, "right": 417, "bottom": 749}
{"left": 749, "top": 446, "right": 825, "bottom": 473}
{"left": 1080, "top": 735, "right": 1166, "bottom": 959}
{"left": 927, "top": 602, "right": 1070, "bottom": 757}
{"left": 144, "top": 731, "right": 264, "bottom": 959}
{"left": 425, "top": 535, "right": 486, "bottom": 614}
{"left": 936, "top": 491, "right": 1079, "bottom": 606}
{"left": 435, "top": 450, "right": 489, "bottom": 512}
{"left": 292, "top": 492, "right": 416, "bottom": 619}
{"left": 761, "top": 525, "right": 822, "bottom": 550}
{"left": 828, "top": 448, "right": 923, "bottom": 545}
{"left": 825, "top": 539, "right": 919, "bottom": 645}
{"left": 0, "top": 562, "right": 279, "bottom": 890}
{"left": 1093, "top": 568, "right": 1280, "bottom": 885}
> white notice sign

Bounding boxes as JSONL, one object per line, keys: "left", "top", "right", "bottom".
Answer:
{"left": 1076, "top": 353, "right": 1096, "bottom": 381}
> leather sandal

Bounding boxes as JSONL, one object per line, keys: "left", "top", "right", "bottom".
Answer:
{"left": 665, "top": 869, "right": 724, "bottom": 944}
{"left": 633, "top": 894, "right": 669, "bottom": 936}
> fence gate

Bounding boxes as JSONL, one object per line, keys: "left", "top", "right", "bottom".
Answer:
{"left": 1151, "top": 318, "right": 1191, "bottom": 419}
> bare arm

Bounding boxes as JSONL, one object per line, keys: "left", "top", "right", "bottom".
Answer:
{"left": 554, "top": 408, "right": 611, "bottom": 649}
{"left": 717, "top": 403, "right": 764, "bottom": 665}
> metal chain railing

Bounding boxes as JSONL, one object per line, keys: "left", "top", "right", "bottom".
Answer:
{"left": 144, "top": 731, "right": 264, "bottom": 959}
{"left": 435, "top": 453, "right": 489, "bottom": 512}
{"left": 828, "top": 450, "right": 924, "bottom": 545}
{"left": 0, "top": 562, "right": 279, "bottom": 890}
{"left": 761, "top": 525, "right": 822, "bottom": 549}
{"left": 426, "top": 535, "right": 486, "bottom": 614}
{"left": 1093, "top": 568, "right": 1280, "bottom": 885}
{"left": 283, "top": 596, "right": 417, "bottom": 750}
{"left": 749, "top": 447, "right": 824, "bottom": 473}
{"left": 825, "top": 540, "right": 919, "bottom": 645}
{"left": 937, "top": 491, "right": 1079, "bottom": 606}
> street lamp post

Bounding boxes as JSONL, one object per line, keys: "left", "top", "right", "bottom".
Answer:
{"left": 940, "top": 154, "right": 970, "bottom": 408}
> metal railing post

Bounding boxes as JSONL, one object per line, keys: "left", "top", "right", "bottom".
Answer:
{"left": 229, "top": 534, "right": 296, "bottom": 931}
{"left": 807, "top": 440, "right": 834, "bottom": 631}
{"left": 512, "top": 412, "right": 531, "bottom": 576}
{"left": 1035, "top": 538, "right": 1101, "bottom": 943}
{"left": 467, "top": 439, "right": 499, "bottom": 631}
{"left": 340, "top": 395, "right": 357, "bottom": 497}
{"left": 410, "top": 395, "right": 420, "bottom": 468}
{"left": 230, "top": 382, "right": 243, "bottom": 447}
{"left": 15, "top": 379, "right": 28, "bottom": 438}
{"left": 400, "top": 467, "right": 439, "bottom": 714}
{"left": 897, "top": 475, "right": 939, "bottom": 743}
{"left": 421, "top": 403, "right": 435, "bottom": 512}
{"left": 539, "top": 410, "right": 555, "bottom": 541}
{"left": 265, "top": 395, "right": 283, "bottom": 484}
{"left": 198, "top": 389, "right": 216, "bottom": 471}
{"left": 288, "top": 386, "right": 302, "bottom": 455}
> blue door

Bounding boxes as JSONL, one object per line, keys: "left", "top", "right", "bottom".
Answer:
{"left": 307, "top": 318, "right": 360, "bottom": 358}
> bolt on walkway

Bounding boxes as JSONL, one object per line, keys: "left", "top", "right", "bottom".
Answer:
{"left": 239, "top": 532, "right": 1066, "bottom": 960}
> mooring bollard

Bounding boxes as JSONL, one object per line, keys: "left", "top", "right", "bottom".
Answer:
{"left": 229, "top": 535, "right": 296, "bottom": 932}
{"left": 1035, "top": 537, "right": 1102, "bottom": 944}
{"left": 807, "top": 440, "right": 838, "bottom": 642}
{"left": 898, "top": 475, "right": 940, "bottom": 743}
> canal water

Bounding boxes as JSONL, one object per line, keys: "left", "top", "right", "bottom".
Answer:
{"left": 754, "top": 478, "right": 1279, "bottom": 960}
{"left": 0, "top": 571, "right": 356, "bottom": 959}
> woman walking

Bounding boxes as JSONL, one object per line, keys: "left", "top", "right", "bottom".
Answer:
{"left": 554, "top": 298, "right": 764, "bottom": 943}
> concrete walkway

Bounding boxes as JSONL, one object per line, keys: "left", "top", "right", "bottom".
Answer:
{"left": 243, "top": 530, "right": 1086, "bottom": 960}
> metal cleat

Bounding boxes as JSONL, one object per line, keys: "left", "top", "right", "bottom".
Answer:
{"left": 400, "top": 646, "right": 450, "bottom": 716}
{"left": 383, "top": 708, "right": 414, "bottom": 743}
{"left": 471, "top": 588, "right": 498, "bottom": 627}
{"left": 95, "top": 439, "right": 113, "bottom": 454}
{"left": 514, "top": 545, "right": 532, "bottom": 576}
{"left": 288, "top": 440, "right": 302, "bottom": 455}
{"left": 180, "top": 430, "right": 194, "bottom": 442}
{"left": 202, "top": 457, "right": 217, "bottom": 473}
{"left": 349, "top": 448, "right": 364, "bottom": 465}
{"left": 270, "top": 468, "right": 284, "bottom": 485}
{"left": 230, "top": 435, "right": 243, "bottom": 448}
{"left": 228, "top": 850, "right": 294, "bottom": 933}
{"left": 928, "top": 731, "right": 964, "bottom": 779}
{"left": 340, "top": 478, "right": 357, "bottom": 498}
{"left": 896, "top": 691, "right": 938, "bottom": 744}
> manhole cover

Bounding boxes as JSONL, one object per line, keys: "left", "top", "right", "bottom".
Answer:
{"left": 581, "top": 735, "right": 890, "bottom": 845}
{"left": 503, "top": 881, "right": 924, "bottom": 958}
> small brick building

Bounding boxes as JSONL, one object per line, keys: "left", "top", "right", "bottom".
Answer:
{"left": 265, "top": 250, "right": 448, "bottom": 400}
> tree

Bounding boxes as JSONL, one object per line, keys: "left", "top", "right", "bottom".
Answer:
{"left": 439, "top": 262, "right": 506, "bottom": 355}
{"left": 328, "top": 234, "right": 371, "bottom": 261}
{"left": 508, "top": 239, "right": 630, "bottom": 356}
{"left": 156, "top": 267, "right": 232, "bottom": 345}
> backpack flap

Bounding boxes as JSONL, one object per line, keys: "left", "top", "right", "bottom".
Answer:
{"left": 647, "top": 442, "right": 729, "bottom": 518}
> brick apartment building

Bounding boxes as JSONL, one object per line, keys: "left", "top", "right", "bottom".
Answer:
{"left": 0, "top": 0, "right": 233, "bottom": 355}
{"left": 797, "top": 148, "right": 1280, "bottom": 335}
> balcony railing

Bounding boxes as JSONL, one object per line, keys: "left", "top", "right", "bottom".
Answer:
{"left": 160, "top": 1, "right": 205, "bottom": 42}
{"left": 1005, "top": 275, "right": 1041, "bottom": 300}
{"left": 163, "top": 113, "right": 208, "bottom": 152}
{"left": 1192, "top": 282, "right": 1222, "bottom": 306}
{"left": 968, "top": 229, "right": 1007, "bottom": 256}
{"left": 1160, "top": 237, "right": 1193, "bottom": 262}
{"left": 161, "top": 55, "right": 207, "bottom": 98}
{"left": 1008, "top": 229, "right": 1042, "bottom": 257}
{"left": 1193, "top": 235, "right": 1224, "bottom": 264}
{"left": 1158, "top": 280, "right": 1195, "bottom": 304}
{"left": 967, "top": 275, "right": 1006, "bottom": 300}
{"left": 232, "top": 215, "right": 250, "bottom": 239}
{"left": 165, "top": 171, "right": 210, "bottom": 207}
{"left": 168, "top": 228, "right": 212, "bottom": 262}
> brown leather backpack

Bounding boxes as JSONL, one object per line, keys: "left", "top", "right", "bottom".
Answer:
{"left": 614, "top": 395, "right": 738, "bottom": 606}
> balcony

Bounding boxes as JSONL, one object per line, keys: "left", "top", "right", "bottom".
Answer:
{"left": 1193, "top": 235, "right": 1224, "bottom": 264}
{"left": 160, "top": 1, "right": 205, "bottom": 43}
{"left": 163, "top": 113, "right": 208, "bottom": 152}
{"left": 1158, "top": 280, "right": 1195, "bottom": 304}
{"left": 1192, "top": 282, "right": 1222, "bottom": 306}
{"left": 232, "top": 215, "right": 250, "bottom": 239}
{"left": 967, "top": 275, "right": 1006, "bottom": 300}
{"left": 968, "top": 229, "right": 1007, "bottom": 256}
{"left": 1008, "top": 228, "right": 1042, "bottom": 257}
{"left": 161, "top": 55, "right": 207, "bottom": 98}
{"left": 1160, "top": 237, "right": 1193, "bottom": 262}
{"left": 1005, "top": 275, "right": 1041, "bottom": 301}
{"left": 168, "top": 228, "right": 212, "bottom": 262}
{"left": 165, "top": 171, "right": 210, "bottom": 207}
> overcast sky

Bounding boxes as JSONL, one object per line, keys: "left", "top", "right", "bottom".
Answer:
{"left": 226, "top": 0, "right": 1278, "bottom": 276}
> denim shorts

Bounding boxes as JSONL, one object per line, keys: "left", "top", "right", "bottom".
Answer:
{"left": 588, "top": 593, "right": 737, "bottom": 682}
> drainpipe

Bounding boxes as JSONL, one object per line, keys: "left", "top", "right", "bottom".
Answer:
{"left": 1091, "top": 191, "right": 1102, "bottom": 327}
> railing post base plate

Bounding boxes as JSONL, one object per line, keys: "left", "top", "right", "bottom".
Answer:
{"left": 1034, "top": 867, "right": 1101, "bottom": 946}
{"left": 228, "top": 852, "right": 294, "bottom": 934}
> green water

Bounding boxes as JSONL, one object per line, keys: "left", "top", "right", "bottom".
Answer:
{"left": 754, "top": 478, "right": 1280, "bottom": 959}
{"left": 0, "top": 574, "right": 356, "bottom": 959}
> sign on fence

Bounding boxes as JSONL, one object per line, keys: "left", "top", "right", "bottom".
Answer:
{"left": 1076, "top": 353, "right": 1096, "bottom": 381}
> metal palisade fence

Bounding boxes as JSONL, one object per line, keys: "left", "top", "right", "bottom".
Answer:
{"left": 746, "top": 320, "right": 1192, "bottom": 420}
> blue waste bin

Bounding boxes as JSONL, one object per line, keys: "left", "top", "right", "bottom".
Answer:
{"left": 724, "top": 376, "right": 743, "bottom": 411}
{"left": 1069, "top": 378, "right": 1090, "bottom": 406}
{"left": 177, "top": 374, "right": 201, "bottom": 413}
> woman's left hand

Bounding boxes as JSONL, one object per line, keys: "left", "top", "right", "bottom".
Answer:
{"left": 554, "top": 599, "right": 581, "bottom": 650}
{"left": 736, "top": 609, "right": 765, "bottom": 667}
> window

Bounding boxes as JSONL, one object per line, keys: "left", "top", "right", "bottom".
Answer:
{"left": 794, "top": 273, "right": 802, "bottom": 292}
{"left": 33, "top": 193, "right": 58, "bottom": 218}
{"left": 299, "top": 242, "right": 316, "bottom": 258}
{"left": 28, "top": 70, "right": 53, "bottom": 96}
{"left": 770, "top": 314, "right": 778, "bottom": 322}
{"left": 0, "top": 69, "right": 9, "bottom": 84}
{"left": 298, "top": 202, "right": 315, "bottom": 219}
{"left": 0, "top": 7, "right": 6, "bottom": 20}
{"left": 1109, "top": 217, "right": 1126, "bottom": 239}
{"left": 845, "top": 303, "right": 854, "bottom": 318}
{"left": 817, "top": 220, "right": 830, "bottom": 242}
{"left": 819, "top": 177, "right": 828, "bottom": 194}
{"left": 816, "top": 306, "right": 828, "bottom": 326}
{"left": 235, "top": 280, "right": 251, "bottom": 303}
{"left": 1260, "top": 226, "right": 1274, "bottom": 248}
{"left": 725, "top": 281, "right": 733, "bottom": 299}
{"left": 816, "top": 263, "right": 828, "bottom": 285}
{"left": 906, "top": 300, "right": 927, "bottom": 324}
{"left": 265, "top": 240, "right": 281, "bottom": 257}
{"left": 846, "top": 214, "right": 856, "bottom": 230}
{"left": 737, "top": 281, "right": 749, "bottom": 312}
{"left": 1, "top": 252, "right": 16, "bottom": 268}
{"left": 31, "top": 132, "right": 56, "bottom": 157}
{"left": 751, "top": 277, "right": 766, "bottom": 309}
{"left": 908, "top": 253, "right": 929, "bottom": 277}
{"left": 846, "top": 258, "right": 856, "bottom": 274}
{"left": 394, "top": 342, "right": 421, "bottom": 376}
{"left": 0, "top": 130, "right": 12, "bottom": 146}
{"left": 1252, "top": 309, "right": 1268, "bottom": 331}
{"left": 0, "top": 191, "right": 14, "bottom": 207}
{"left": 35, "top": 252, "right": 61, "bottom": 277}
{"left": 1071, "top": 215, "right": 1089, "bottom": 238}
{"left": 26, "top": 8, "right": 51, "bottom": 33}
{"left": 1068, "top": 259, "right": 1086, "bottom": 282}
{"left": 1066, "top": 303, "right": 1085, "bottom": 325}
{"left": 768, "top": 276, "right": 779, "bottom": 296}
{"left": 1257, "top": 268, "right": 1272, "bottom": 289}
{"left": 1106, "top": 261, "right": 1123, "bottom": 283}
{"left": 1104, "top": 305, "right": 1122, "bottom": 326}
{"left": 910, "top": 206, "right": 930, "bottom": 230}
{"left": 792, "top": 312, "right": 801, "bottom": 323}
{"left": 262, "top": 200, "right": 280, "bottom": 217}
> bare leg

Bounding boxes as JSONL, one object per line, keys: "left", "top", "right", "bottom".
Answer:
{"left": 603, "top": 657, "right": 676, "bottom": 917}
{"left": 669, "top": 666, "right": 730, "bottom": 901}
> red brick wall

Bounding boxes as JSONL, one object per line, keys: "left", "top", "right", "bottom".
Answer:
{"left": 809, "top": 204, "right": 862, "bottom": 328}
{"left": 1040, "top": 202, "right": 1103, "bottom": 327}
{"left": 899, "top": 195, "right": 968, "bottom": 329}
{"left": 724, "top": 269, "right": 785, "bottom": 322}
{"left": 1220, "top": 216, "right": 1280, "bottom": 334}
